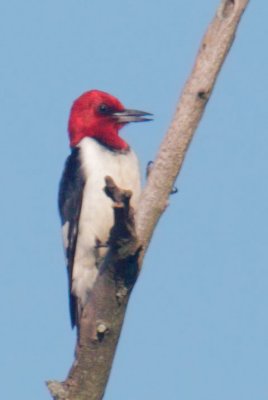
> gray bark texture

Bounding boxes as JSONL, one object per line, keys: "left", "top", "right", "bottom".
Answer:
{"left": 47, "top": 1, "right": 250, "bottom": 399}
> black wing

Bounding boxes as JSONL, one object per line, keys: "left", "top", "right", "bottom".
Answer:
{"left": 58, "top": 147, "right": 85, "bottom": 327}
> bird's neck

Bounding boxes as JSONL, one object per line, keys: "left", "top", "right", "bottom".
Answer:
{"left": 70, "top": 127, "right": 129, "bottom": 151}
{"left": 76, "top": 136, "right": 130, "bottom": 155}
{"left": 93, "top": 132, "right": 129, "bottom": 152}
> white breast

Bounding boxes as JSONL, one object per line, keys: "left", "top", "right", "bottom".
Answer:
{"left": 72, "top": 137, "right": 141, "bottom": 304}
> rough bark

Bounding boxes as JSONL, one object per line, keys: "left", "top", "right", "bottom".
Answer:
{"left": 47, "top": 1, "right": 250, "bottom": 399}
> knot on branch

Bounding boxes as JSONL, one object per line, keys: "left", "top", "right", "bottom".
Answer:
{"left": 96, "top": 322, "right": 110, "bottom": 342}
{"left": 197, "top": 89, "right": 210, "bottom": 102}
{"left": 218, "top": 0, "right": 235, "bottom": 19}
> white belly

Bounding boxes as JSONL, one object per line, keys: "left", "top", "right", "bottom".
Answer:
{"left": 72, "top": 137, "right": 141, "bottom": 304}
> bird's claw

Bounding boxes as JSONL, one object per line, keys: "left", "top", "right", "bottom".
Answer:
{"left": 170, "top": 186, "right": 178, "bottom": 195}
{"left": 146, "top": 160, "right": 154, "bottom": 179}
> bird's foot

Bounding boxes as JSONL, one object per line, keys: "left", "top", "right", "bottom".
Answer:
{"left": 170, "top": 186, "right": 178, "bottom": 195}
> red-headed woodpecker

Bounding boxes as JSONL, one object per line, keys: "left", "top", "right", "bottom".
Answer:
{"left": 59, "top": 90, "right": 152, "bottom": 327}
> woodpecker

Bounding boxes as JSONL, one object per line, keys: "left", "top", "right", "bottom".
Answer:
{"left": 58, "top": 90, "right": 152, "bottom": 327}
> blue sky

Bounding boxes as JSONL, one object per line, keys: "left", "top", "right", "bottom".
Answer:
{"left": 1, "top": 1, "right": 268, "bottom": 399}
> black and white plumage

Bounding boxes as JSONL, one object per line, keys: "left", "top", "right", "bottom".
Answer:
{"left": 59, "top": 138, "right": 141, "bottom": 327}
{"left": 58, "top": 147, "right": 85, "bottom": 327}
{"left": 58, "top": 90, "right": 152, "bottom": 327}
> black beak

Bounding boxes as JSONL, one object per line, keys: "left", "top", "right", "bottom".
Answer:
{"left": 112, "top": 109, "right": 153, "bottom": 123}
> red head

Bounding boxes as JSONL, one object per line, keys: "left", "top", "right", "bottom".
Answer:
{"left": 68, "top": 90, "right": 152, "bottom": 150}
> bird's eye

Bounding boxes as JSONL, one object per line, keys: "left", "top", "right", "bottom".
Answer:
{"left": 98, "top": 103, "right": 109, "bottom": 114}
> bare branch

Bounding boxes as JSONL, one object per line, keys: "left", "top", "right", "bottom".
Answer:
{"left": 136, "top": 0, "right": 249, "bottom": 257}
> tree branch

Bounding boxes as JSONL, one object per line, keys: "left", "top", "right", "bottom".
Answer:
{"left": 136, "top": 0, "right": 249, "bottom": 257}
{"left": 47, "top": 1, "right": 250, "bottom": 399}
